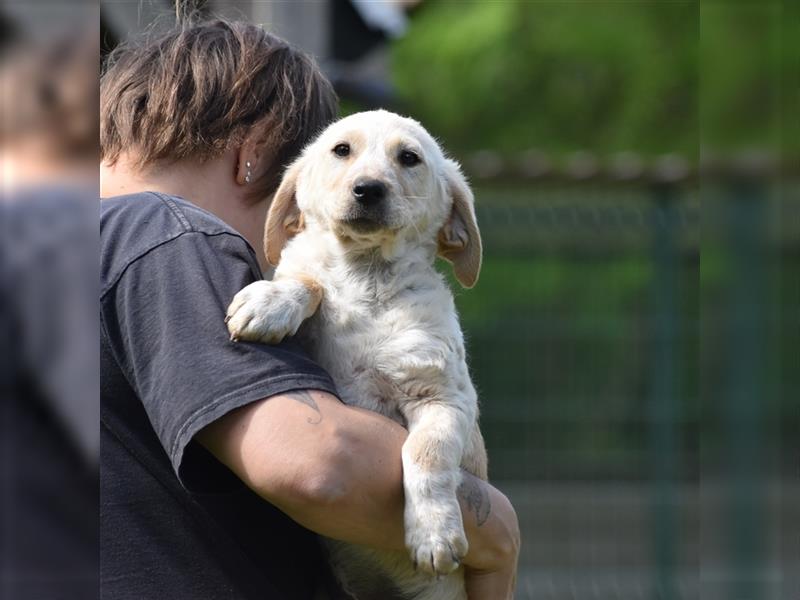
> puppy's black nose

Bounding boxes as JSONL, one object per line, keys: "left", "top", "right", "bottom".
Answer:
{"left": 352, "top": 179, "right": 387, "bottom": 205}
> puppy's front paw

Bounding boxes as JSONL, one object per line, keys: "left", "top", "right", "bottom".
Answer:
{"left": 406, "top": 501, "right": 468, "bottom": 576}
{"left": 226, "top": 280, "right": 305, "bottom": 343}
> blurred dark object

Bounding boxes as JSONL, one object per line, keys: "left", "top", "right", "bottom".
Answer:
{"left": 0, "top": 10, "right": 20, "bottom": 53}
{"left": 331, "top": 0, "right": 387, "bottom": 62}
{"left": 327, "top": 0, "right": 410, "bottom": 108}
{"left": 99, "top": 11, "right": 119, "bottom": 58}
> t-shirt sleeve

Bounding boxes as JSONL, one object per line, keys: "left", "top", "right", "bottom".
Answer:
{"left": 101, "top": 230, "right": 337, "bottom": 486}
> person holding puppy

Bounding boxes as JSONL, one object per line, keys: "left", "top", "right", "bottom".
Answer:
{"left": 100, "top": 19, "right": 519, "bottom": 600}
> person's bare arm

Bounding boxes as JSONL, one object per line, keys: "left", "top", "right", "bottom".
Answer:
{"left": 196, "top": 389, "right": 519, "bottom": 577}
{"left": 459, "top": 475, "right": 520, "bottom": 599}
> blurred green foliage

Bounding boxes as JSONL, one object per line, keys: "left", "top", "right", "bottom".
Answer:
{"left": 698, "top": 2, "right": 792, "bottom": 156}
{"left": 391, "top": 1, "right": 796, "bottom": 160}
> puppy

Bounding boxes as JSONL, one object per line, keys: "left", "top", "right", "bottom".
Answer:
{"left": 226, "top": 110, "right": 487, "bottom": 600}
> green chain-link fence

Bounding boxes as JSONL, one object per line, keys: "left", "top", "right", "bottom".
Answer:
{"left": 456, "top": 177, "right": 797, "bottom": 599}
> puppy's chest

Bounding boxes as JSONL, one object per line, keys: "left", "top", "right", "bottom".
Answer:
{"left": 299, "top": 272, "right": 456, "bottom": 422}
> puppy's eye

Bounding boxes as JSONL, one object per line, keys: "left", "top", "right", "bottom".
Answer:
{"left": 398, "top": 149, "right": 421, "bottom": 167}
{"left": 333, "top": 143, "right": 350, "bottom": 158}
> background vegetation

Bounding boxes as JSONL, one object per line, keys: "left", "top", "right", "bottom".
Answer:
{"left": 390, "top": 1, "right": 797, "bottom": 162}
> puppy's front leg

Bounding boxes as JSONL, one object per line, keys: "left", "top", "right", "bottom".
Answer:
{"left": 402, "top": 400, "right": 474, "bottom": 576}
{"left": 226, "top": 275, "right": 322, "bottom": 343}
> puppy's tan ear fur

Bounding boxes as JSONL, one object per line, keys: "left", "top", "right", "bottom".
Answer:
{"left": 265, "top": 158, "right": 305, "bottom": 267}
{"left": 437, "top": 159, "right": 482, "bottom": 288}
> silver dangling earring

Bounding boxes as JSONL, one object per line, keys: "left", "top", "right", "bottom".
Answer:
{"left": 245, "top": 161, "right": 252, "bottom": 184}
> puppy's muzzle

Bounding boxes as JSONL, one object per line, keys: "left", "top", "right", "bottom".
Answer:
{"left": 343, "top": 178, "right": 389, "bottom": 232}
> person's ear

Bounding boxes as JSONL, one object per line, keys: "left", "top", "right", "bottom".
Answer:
{"left": 235, "top": 140, "right": 260, "bottom": 186}
{"left": 437, "top": 159, "right": 482, "bottom": 288}
{"left": 264, "top": 156, "right": 305, "bottom": 267}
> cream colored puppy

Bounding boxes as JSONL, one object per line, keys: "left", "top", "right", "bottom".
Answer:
{"left": 226, "top": 110, "right": 487, "bottom": 600}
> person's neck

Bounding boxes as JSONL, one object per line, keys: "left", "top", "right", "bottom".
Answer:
{"left": 101, "top": 153, "right": 270, "bottom": 271}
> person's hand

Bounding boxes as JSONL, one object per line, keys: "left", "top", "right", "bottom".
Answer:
{"left": 458, "top": 476, "right": 520, "bottom": 599}
{"left": 464, "top": 563, "right": 518, "bottom": 600}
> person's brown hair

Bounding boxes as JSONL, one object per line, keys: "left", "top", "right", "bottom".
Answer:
{"left": 100, "top": 19, "right": 337, "bottom": 199}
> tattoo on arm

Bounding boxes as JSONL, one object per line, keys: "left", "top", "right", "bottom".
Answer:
{"left": 286, "top": 390, "right": 322, "bottom": 425}
{"left": 458, "top": 473, "right": 491, "bottom": 527}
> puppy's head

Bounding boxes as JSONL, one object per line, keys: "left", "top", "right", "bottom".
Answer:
{"left": 266, "top": 110, "right": 481, "bottom": 287}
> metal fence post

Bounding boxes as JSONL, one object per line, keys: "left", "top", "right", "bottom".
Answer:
{"left": 723, "top": 177, "right": 767, "bottom": 600}
{"left": 648, "top": 178, "right": 682, "bottom": 600}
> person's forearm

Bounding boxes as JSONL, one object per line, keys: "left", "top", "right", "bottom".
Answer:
{"left": 265, "top": 400, "right": 409, "bottom": 550}
{"left": 199, "top": 392, "right": 409, "bottom": 549}
{"left": 200, "top": 390, "right": 518, "bottom": 571}
{"left": 271, "top": 416, "right": 515, "bottom": 564}
{"left": 255, "top": 397, "right": 516, "bottom": 571}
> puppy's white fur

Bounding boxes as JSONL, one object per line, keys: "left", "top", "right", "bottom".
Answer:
{"left": 227, "top": 110, "right": 487, "bottom": 600}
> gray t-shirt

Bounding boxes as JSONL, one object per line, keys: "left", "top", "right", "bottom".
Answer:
{"left": 100, "top": 192, "right": 339, "bottom": 600}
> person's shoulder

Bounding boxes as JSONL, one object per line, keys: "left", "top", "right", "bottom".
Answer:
{"left": 101, "top": 192, "right": 257, "bottom": 297}
{"left": 101, "top": 191, "right": 239, "bottom": 238}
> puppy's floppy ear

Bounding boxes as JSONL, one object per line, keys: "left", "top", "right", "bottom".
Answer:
{"left": 437, "top": 159, "right": 482, "bottom": 288}
{"left": 265, "top": 157, "right": 305, "bottom": 267}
